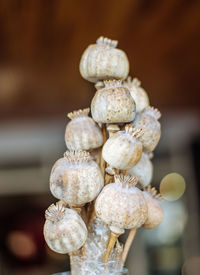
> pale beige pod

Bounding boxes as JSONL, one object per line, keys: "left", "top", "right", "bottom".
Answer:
{"left": 128, "top": 152, "right": 153, "bottom": 187}
{"left": 95, "top": 175, "right": 148, "bottom": 235}
{"left": 65, "top": 108, "right": 103, "bottom": 150}
{"left": 44, "top": 202, "right": 87, "bottom": 254}
{"left": 50, "top": 150, "right": 104, "bottom": 206}
{"left": 123, "top": 77, "right": 150, "bottom": 113}
{"left": 133, "top": 106, "right": 161, "bottom": 152}
{"left": 91, "top": 80, "right": 136, "bottom": 123}
{"left": 79, "top": 36, "right": 129, "bottom": 82}
{"left": 102, "top": 125, "right": 143, "bottom": 170}
{"left": 143, "top": 186, "right": 163, "bottom": 229}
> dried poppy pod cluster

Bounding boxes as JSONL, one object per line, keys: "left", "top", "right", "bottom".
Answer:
{"left": 43, "top": 36, "right": 164, "bottom": 274}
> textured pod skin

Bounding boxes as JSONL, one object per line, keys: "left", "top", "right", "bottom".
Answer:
{"left": 129, "top": 152, "right": 153, "bottom": 187}
{"left": 44, "top": 203, "right": 87, "bottom": 254}
{"left": 65, "top": 109, "right": 103, "bottom": 150}
{"left": 91, "top": 80, "right": 135, "bottom": 123}
{"left": 143, "top": 191, "right": 163, "bottom": 229}
{"left": 133, "top": 107, "right": 161, "bottom": 152}
{"left": 95, "top": 175, "right": 148, "bottom": 234}
{"left": 124, "top": 77, "right": 149, "bottom": 113}
{"left": 79, "top": 37, "right": 129, "bottom": 82}
{"left": 102, "top": 126, "right": 142, "bottom": 170}
{"left": 50, "top": 151, "right": 104, "bottom": 206}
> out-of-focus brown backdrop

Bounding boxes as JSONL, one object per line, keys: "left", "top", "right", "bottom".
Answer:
{"left": 0, "top": 0, "right": 200, "bottom": 121}
{"left": 0, "top": 1, "right": 200, "bottom": 275}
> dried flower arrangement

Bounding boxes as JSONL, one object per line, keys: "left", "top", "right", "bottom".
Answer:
{"left": 44, "top": 36, "right": 163, "bottom": 274}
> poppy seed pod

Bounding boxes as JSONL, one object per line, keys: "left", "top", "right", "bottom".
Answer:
{"left": 44, "top": 202, "right": 87, "bottom": 254}
{"left": 91, "top": 80, "right": 136, "bottom": 123}
{"left": 65, "top": 108, "right": 103, "bottom": 150}
{"left": 123, "top": 77, "right": 150, "bottom": 113}
{"left": 102, "top": 125, "right": 143, "bottom": 170}
{"left": 50, "top": 150, "right": 104, "bottom": 206}
{"left": 133, "top": 106, "right": 161, "bottom": 152}
{"left": 143, "top": 186, "right": 163, "bottom": 229}
{"left": 79, "top": 36, "right": 129, "bottom": 82}
{"left": 95, "top": 175, "right": 148, "bottom": 235}
{"left": 129, "top": 152, "right": 153, "bottom": 187}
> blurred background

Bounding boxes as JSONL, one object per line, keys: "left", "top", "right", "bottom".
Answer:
{"left": 0, "top": 0, "right": 200, "bottom": 274}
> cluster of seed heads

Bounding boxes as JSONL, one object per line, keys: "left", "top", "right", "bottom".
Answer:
{"left": 45, "top": 202, "right": 66, "bottom": 222}
{"left": 67, "top": 108, "right": 90, "bottom": 120}
{"left": 64, "top": 150, "right": 92, "bottom": 163}
{"left": 125, "top": 125, "right": 143, "bottom": 139}
{"left": 114, "top": 174, "right": 138, "bottom": 186}
{"left": 146, "top": 185, "right": 162, "bottom": 200}
{"left": 96, "top": 36, "right": 118, "bottom": 48}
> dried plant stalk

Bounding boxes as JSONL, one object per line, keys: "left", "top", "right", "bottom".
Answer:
{"left": 69, "top": 252, "right": 75, "bottom": 275}
{"left": 100, "top": 124, "right": 107, "bottom": 175}
{"left": 87, "top": 206, "right": 96, "bottom": 229}
{"left": 120, "top": 228, "right": 137, "bottom": 269}
{"left": 103, "top": 232, "right": 120, "bottom": 263}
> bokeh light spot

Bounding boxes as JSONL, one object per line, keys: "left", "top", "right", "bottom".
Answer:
{"left": 7, "top": 230, "right": 37, "bottom": 259}
{"left": 160, "top": 173, "right": 186, "bottom": 201}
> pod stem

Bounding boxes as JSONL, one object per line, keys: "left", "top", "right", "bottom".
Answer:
{"left": 122, "top": 170, "right": 129, "bottom": 175}
{"left": 100, "top": 124, "right": 107, "bottom": 175}
{"left": 69, "top": 252, "right": 75, "bottom": 275}
{"left": 87, "top": 204, "right": 96, "bottom": 229}
{"left": 120, "top": 228, "right": 137, "bottom": 269}
{"left": 81, "top": 244, "right": 86, "bottom": 257}
{"left": 103, "top": 232, "right": 120, "bottom": 263}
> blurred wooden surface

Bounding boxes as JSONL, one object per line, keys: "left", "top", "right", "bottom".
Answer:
{"left": 0, "top": 0, "right": 200, "bottom": 120}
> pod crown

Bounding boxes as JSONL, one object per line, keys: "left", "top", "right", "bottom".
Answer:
{"left": 146, "top": 185, "right": 162, "bottom": 200}
{"left": 143, "top": 106, "right": 161, "bottom": 120}
{"left": 64, "top": 150, "right": 92, "bottom": 163}
{"left": 125, "top": 124, "right": 143, "bottom": 139}
{"left": 125, "top": 77, "right": 141, "bottom": 88}
{"left": 114, "top": 174, "right": 138, "bottom": 186}
{"left": 67, "top": 108, "right": 90, "bottom": 120}
{"left": 103, "top": 79, "right": 123, "bottom": 89}
{"left": 45, "top": 201, "right": 66, "bottom": 222}
{"left": 96, "top": 36, "right": 118, "bottom": 48}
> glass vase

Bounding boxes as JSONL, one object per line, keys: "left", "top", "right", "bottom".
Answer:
{"left": 52, "top": 269, "right": 129, "bottom": 275}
